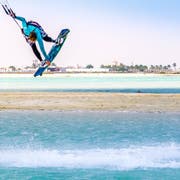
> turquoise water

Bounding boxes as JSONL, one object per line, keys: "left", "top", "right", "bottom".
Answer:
{"left": 1, "top": 74, "right": 180, "bottom": 179}
{"left": 0, "top": 111, "right": 180, "bottom": 179}
{"left": 0, "top": 74, "right": 180, "bottom": 93}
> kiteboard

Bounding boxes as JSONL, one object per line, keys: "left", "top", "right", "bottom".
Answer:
{"left": 34, "top": 29, "right": 70, "bottom": 77}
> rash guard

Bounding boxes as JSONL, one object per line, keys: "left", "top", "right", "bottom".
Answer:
{"left": 15, "top": 16, "right": 49, "bottom": 60}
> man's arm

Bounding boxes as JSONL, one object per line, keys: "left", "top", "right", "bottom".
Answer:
{"left": 14, "top": 16, "right": 28, "bottom": 29}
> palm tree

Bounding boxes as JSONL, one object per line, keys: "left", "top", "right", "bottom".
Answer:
{"left": 9, "top": 66, "right": 16, "bottom": 72}
{"left": 51, "top": 63, "right": 57, "bottom": 66}
{"left": 172, "top": 62, "right": 177, "bottom": 71}
{"left": 86, "top": 64, "right": 94, "bottom": 69}
{"left": 167, "top": 65, "right": 171, "bottom": 70}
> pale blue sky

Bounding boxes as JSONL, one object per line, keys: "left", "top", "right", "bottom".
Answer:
{"left": 0, "top": 0, "right": 180, "bottom": 67}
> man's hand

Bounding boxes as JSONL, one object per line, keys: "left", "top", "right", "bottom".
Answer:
{"left": 1, "top": 4, "right": 15, "bottom": 17}
{"left": 9, "top": 9, "right": 16, "bottom": 18}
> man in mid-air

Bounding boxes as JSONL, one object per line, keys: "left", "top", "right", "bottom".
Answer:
{"left": 9, "top": 11, "right": 69, "bottom": 66}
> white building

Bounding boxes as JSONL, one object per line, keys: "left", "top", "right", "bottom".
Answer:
{"left": 66, "top": 68, "right": 110, "bottom": 73}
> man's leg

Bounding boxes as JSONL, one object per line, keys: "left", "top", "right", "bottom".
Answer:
{"left": 31, "top": 43, "right": 43, "bottom": 62}
{"left": 43, "top": 35, "right": 56, "bottom": 43}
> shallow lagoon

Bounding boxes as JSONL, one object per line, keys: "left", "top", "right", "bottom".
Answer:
{"left": 0, "top": 73, "right": 180, "bottom": 93}
{"left": 0, "top": 111, "right": 180, "bottom": 179}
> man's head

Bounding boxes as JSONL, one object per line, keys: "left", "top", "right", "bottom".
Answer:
{"left": 28, "top": 31, "right": 37, "bottom": 42}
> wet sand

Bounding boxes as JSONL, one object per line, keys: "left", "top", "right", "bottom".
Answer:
{"left": 0, "top": 92, "right": 179, "bottom": 112}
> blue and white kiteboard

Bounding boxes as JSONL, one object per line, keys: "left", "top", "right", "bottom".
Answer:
{"left": 34, "top": 29, "right": 70, "bottom": 77}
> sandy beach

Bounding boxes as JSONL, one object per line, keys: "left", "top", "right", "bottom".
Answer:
{"left": 0, "top": 92, "right": 179, "bottom": 112}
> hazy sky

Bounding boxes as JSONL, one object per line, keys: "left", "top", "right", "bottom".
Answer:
{"left": 0, "top": 0, "right": 180, "bottom": 67}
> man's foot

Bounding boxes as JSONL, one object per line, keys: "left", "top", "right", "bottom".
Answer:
{"left": 41, "top": 60, "right": 50, "bottom": 67}
{"left": 41, "top": 60, "right": 46, "bottom": 66}
{"left": 55, "top": 37, "right": 63, "bottom": 45}
{"left": 55, "top": 29, "right": 70, "bottom": 45}
{"left": 46, "top": 60, "right": 51, "bottom": 66}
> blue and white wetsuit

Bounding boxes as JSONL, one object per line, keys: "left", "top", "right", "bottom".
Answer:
{"left": 15, "top": 16, "right": 55, "bottom": 61}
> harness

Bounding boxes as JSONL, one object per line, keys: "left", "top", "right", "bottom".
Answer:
{"left": 27, "top": 21, "right": 47, "bottom": 37}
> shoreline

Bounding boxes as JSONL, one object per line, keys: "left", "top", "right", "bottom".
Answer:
{"left": 0, "top": 92, "right": 179, "bottom": 112}
{"left": 0, "top": 72, "right": 180, "bottom": 77}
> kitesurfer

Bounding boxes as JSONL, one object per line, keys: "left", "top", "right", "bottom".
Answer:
{"left": 9, "top": 11, "right": 66, "bottom": 66}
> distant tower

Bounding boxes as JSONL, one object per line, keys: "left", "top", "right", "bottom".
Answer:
{"left": 76, "top": 64, "right": 81, "bottom": 69}
{"left": 112, "top": 60, "right": 118, "bottom": 66}
{"left": 32, "top": 59, "right": 39, "bottom": 68}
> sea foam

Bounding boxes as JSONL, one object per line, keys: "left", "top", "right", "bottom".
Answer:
{"left": 0, "top": 144, "right": 180, "bottom": 170}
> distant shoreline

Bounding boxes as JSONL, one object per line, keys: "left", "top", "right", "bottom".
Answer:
{"left": 0, "top": 72, "right": 180, "bottom": 74}
{"left": 0, "top": 92, "right": 179, "bottom": 112}
{"left": 0, "top": 72, "right": 180, "bottom": 77}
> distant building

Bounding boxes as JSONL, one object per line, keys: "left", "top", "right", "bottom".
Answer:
{"left": 0, "top": 67, "right": 7, "bottom": 72}
{"left": 66, "top": 68, "right": 110, "bottom": 73}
